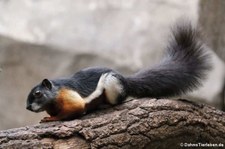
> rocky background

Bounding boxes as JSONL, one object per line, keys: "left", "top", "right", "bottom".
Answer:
{"left": 0, "top": 0, "right": 224, "bottom": 130}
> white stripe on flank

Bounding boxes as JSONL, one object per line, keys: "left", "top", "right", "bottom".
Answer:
{"left": 84, "top": 73, "right": 123, "bottom": 105}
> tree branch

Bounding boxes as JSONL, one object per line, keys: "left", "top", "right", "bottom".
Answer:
{"left": 0, "top": 98, "right": 225, "bottom": 149}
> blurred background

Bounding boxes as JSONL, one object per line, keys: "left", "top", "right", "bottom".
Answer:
{"left": 0, "top": 0, "right": 224, "bottom": 130}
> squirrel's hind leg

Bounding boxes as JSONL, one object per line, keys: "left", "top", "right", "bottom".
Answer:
{"left": 84, "top": 73, "right": 124, "bottom": 105}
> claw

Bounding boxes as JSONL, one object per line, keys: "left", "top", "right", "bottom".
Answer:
{"left": 40, "top": 116, "right": 59, "bottom": 123}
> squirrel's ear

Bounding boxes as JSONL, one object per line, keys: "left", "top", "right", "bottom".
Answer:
{"left": 41, "top": 79, "right": 52, "bottom": 90}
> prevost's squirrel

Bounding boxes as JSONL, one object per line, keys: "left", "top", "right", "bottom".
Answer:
{"left": 26, "top": 23, "right": 211, "bottom": 122}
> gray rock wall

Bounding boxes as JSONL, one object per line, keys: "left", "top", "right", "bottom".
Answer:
{"left": 0, "top": 0, "right": 199, "bottom": 69}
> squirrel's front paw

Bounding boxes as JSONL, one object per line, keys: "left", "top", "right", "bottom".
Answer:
{"left": 40, "top": 116, "right": 59, "bottom": 123}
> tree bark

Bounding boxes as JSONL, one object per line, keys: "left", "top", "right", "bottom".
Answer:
{"left": 0, "top": 98, "right": 225, "bottom": 149}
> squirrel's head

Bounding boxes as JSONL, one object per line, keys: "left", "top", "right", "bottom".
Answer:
{"left": 26, "top": 79, "right": 57, "bottom": 113}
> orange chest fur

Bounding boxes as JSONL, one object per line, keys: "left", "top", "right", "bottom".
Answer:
{"left": 56, "top": 88, "right": 86, "bottom": 116}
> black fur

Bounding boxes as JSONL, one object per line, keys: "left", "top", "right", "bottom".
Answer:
{"left": 26, "top": 79, "right": 58, "bottom": 112}
{"left": 124, "top": 23, "right": 211, "bottom": 98}
{"left": 51, "top": 67, "right": 114, "bottom": 97}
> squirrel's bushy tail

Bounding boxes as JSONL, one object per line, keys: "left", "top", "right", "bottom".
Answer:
{"left": 125, "top": 23, "right": 211, "bottom": 98}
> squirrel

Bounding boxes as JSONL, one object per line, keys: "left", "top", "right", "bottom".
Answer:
{"left": 26, "top": 23, "right": 211, "bottom": 123}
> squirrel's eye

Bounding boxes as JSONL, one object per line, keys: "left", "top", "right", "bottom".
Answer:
{"left": 34, "top": 90, "right": 42, "bottom": 98}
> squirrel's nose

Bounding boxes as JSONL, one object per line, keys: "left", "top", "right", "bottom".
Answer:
{"left": 26, "top": 105, "right": 32, "bottom": 111}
